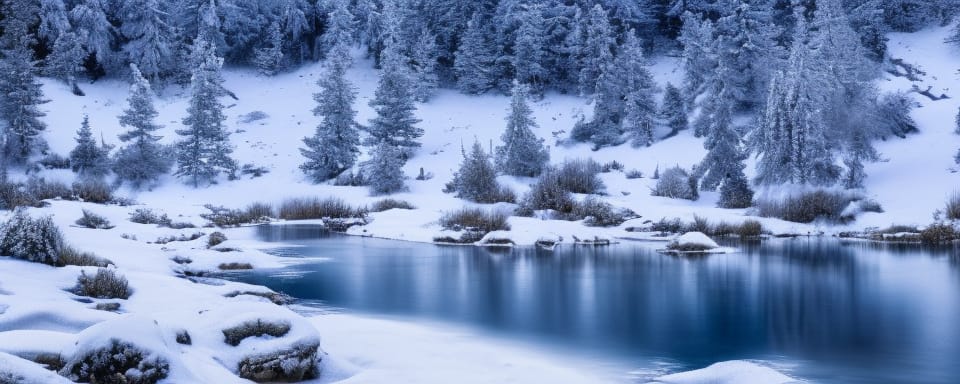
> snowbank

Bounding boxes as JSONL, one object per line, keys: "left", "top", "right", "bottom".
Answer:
{"left": 652, "top": 360, "right": 798, "bottom": 384}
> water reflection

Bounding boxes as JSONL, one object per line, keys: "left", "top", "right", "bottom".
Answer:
{"left": 236, "top": 225, "right": 960, "bottom": 383}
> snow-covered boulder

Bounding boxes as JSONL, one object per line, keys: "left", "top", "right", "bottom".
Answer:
{"left": 665, "top": 232, "right": 720, "bottom": 252}
{"left": 652, "top": 360, "right": 797, "bottom": 384}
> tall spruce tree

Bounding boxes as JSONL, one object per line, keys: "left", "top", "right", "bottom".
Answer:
{"left": 45, "top": 31, "right": 85, "bottom": 86}
{"left": 175, "top": 38, "right": 237, "bottom": 187}
{"left": 449, "top": 140, "right": 503, "bottom": 203}
{"left": 120, "top": 0, "right": 176, "bottom": 82}
{"left": 0, "top": 0, "right": 49, "bottom": 165}
{"left": 366, "top": 143, "right": 406, "bottom": 195}
{"left": 300, "top": 42, "right": 360, "bottom": 182}
{"left": 70, "top": 115, "right": 112, "bottom": 178}
{"left": 697, "top": 61, "right": 749, "bottom": 194}
{"left": 410, "top": 28, "right": 440, "bottom": 102}
{"left": 115, "top": 64, "right": 172, "bottom": 188}
{"left": 254, "top": 20, "right": 285, "bottom": 76}
{"left": 512, "top": 4, "right": 548, "bottom": 95}
{"left": 660, "top": 82, "right": 688, "bottom": 137}
{"left": 496, "top": 82, "right": 549, "bottom": 177}
{"left": 578, "top": 4, "right": 615, "bottom": 96}
{"left": 455, "top": 13, "right": 497, "bottom": 94}
{"left": 321, "top": 0, "right": 355, "bottom": 60}
{"left": 365, "top": 39, "right": 423, "bottom": 153}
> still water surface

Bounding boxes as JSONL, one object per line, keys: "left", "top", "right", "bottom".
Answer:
{"left": 232, "top": 224, "right": 960, "bottom": 383}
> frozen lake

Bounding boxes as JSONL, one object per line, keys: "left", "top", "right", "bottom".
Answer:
{"left": 231, "top": 224, "right": 960, "bottom": 383}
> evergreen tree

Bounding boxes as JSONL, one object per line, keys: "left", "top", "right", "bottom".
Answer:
{"left": 718, "top": 169, "right": 754, "bottom": 208}
{"left": 175, "top": 38, "right": 237, "bottom": 187}
{"left": 321, "top": 0, "right": 356, "bottom": 59}
{"left": 410, "top": 28, "right": 440, "bottom": 102}
{"left": 365, "top": 41, "right": 423, "bottom": 153}
{"left": 578, "top": 4, "right": 615, "bottom": 96}
{"left": 678, "top": 11, "right": 715, "bottom": 113}
{"left": 69, "top": 115, "right": 112, "bottom": 178}
{"left": 0, "top": 0, "right": 49, "bottom": 165}
{"left": 712, "top": 0, "right": 781, "bottom": 109}
{"left": 455, "top": 13, "right": 497, "bottom": 94}
{"left": 39, "top": 0, "right": 71, "bottom": 44}
{"left": 660, "top": 82, "right": 688, "bottom": 137}
{"left": 496, "top": 82, "right": 550, "bottom": 177}
{"left": 512, "top": 4, "right": 548, "bottom": 95}
{"left": 449, "top": 140, "right": 502, "bottom": 203}
{"left": 45, "top": 31, "right": 85, "bottom": 85}
{"left": 300, "top": 43, "right": 360, "bottom": 182}
{"left": 70, "top": 0, "right": 116, "bottom": 72}
{"left": 366, "top": 143, "right": 406, "bottom": 195}
{"left": 114, "top": 64, "right": 172, "bottom": 188}
{"left": 697, "top": 80, "right": 747, "bottom": 192}
{"left": 254, "top": 20, "right": 285, "bottom": 76}
{"left": 120, "top": 0, "right": 177, "bottom": 82}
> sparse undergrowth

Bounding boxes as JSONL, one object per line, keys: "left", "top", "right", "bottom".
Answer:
{"left": 60, "top": 340, "right": 169, "bottom": 384}
{"left": 638, "top": 216, "right": 765, "bottom": 238}
{"left": 756, "top": 190, "right": 881, "bottom": 223}
{"left": 222, "top": 319, "right": 291, "bottom": 346}
{"left": 946, "top": 191, "right": 960, "bottom": 221}
{"left": 369, "top": 198, "right": 416, "bottom": 212}
{"left": 437, "top": 207, "right": 511, "bottom": 243}
{"left": 218, "top": 262, "right": 253, "bottom": 270}
{"left": 76, "top": 209, "right": 114, "bottom": 229}
{"left": 73, "top": 268, "right": 132, "bottom": 300}
{"left": 278, "top": 197, "right": 366, "bottom": 220}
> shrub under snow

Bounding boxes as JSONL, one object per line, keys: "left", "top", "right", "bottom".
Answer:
{"left": 0, "top": 210, "right": 63, "bottom": 265}
{"left": 651, "top": 166, "right": 699, "bottom": 201}
{"left": 73, "top": 269, "right": 132, "bottom": 300}
{"left": 60, "top": 339, "right": 169, "bottom": 384}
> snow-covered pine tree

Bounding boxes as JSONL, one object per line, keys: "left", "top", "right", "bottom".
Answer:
{"left": 120, "top": 0, "right": 176, "bottom": 82}
{"left": 678, "top": 11, "right": 715, "bottom": 113}
{"left": 540, "top": 1, "right": 577, "bottom": 92}
{"left": 365, "top": 39, "right": 423, "bottom": 154}
{"left": 366, "top": 143, "right": 406, "bottom": 195}
{"left": 496, "top": 82, "right": 549, "bottom": 177}
{"left": 175, "top": 38, "right": 238, "bottom": 187}
{"left": 300, "top": 42, "right": 360, "bottom": 182}
{"left": 450, "top": 140, "right": 501, "bottom": 203}
{"left": 512, "top": 4, "right": 548, "bottom": 95}
{"left": 254, "top": 21, "right": 285, "bottom": 76}
{"left": 660, "top": 82, "right": 687, "bottom": 137}
{"left": 321, "top": 0, "right": 356, "bottom": 60}
{"left": 711, "top": 0, "right": 781, "bottom": 110}
{"left": 410, "top": 28, "right": 440, "bottom": 102}
{"left": 455, "top": 13, "right": 497, "bottom": 94}
{"left": 39, "top": 0, "right": 71, "bottom": 45}
{"left": 70, "top": 115, "right": 112, "bottom": 178}
{"left": 718, "top": 168, "right": 754, "bottom": 208}
{"left": 618, "top": 32, "right": 658, "bottom": 147}
{"left": 841, "top": 125, "right": 879, "bottom": 189}
{"left": 578, "top": 4, "right": 615, "bottom": 96}
{"left": 115, "top": 64, "right": 172, "bottom": 188}
{"left": 45, "top": 31, "right": 85, "bottom": 86}
{"left": 69, "top": 0, "right": 116, "bottom": 73}
{"left": 0, "top": 0, "right": 49, "bottom": 166}
{"left": 697, "top": 71, "right": 748, "bottom": 193}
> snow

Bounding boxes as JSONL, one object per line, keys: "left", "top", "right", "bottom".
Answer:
{"left": 674, "top": 232, "right": 720, "bottom": 249}
{"left": 1, "top": 22, "right": 956, "bottom": 384}
{"left": 0, "top": 352, "right": 72, "bottom": 384}
{"left": 651, "top": 360, "right": 799, "bottom": 384}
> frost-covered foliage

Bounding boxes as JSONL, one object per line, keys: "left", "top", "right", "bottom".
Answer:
{"left": 222, "top": 319, "right": 291, "bottom": 346}
{"left": 556, "top": 159, "right": 605, "bottom": 195}
{"left": 72, "top": 178, "right": 115, "bottom": 203}
{"left": 517, "top": 169, "right": 575, "bottom": 216}
{"left": 447, "top": 141, "right": 516, "bottom": 204}
{"left": 370, "top": 198, "right": 415, "bottom": 212}
{"left": 128, "top": 208, "right": 170, "bottom": 226}
{"left": 572, "top": 196, "right": 636, "bottom": 227}
{"left": 207, "top": 232, "right": 227, "bottom": 248}
{"left": 175, "top": 39, "right": 238, "bottom": 187}
{"left": 76, "top": 209, "right": 114, "bottom": 229}
{"left": 496, "top": 82, "right": 549, "bottom": 177}
{"left": 440, "top": 207, "right": 511, "bottom": 233}
{"left": 652, "top": 166, "right": 699, "bottom": 201}
{"left": 946, "top": 191, "right": 960, "bottom": 221}
{"left": 70, "top": 115, "right": 113, "bottom": 178}
{"left": 0, "top": 0, "right": 48, "bottom": 165}
{"left": 455, "top": 13, "right": 497, "bottom": 94}
{"left": 277, "top": 197, "right": 365, "bottom": 220}
{"left": 876, "top": 92, "right": 919, "bottom": 138}
{"left": 0, "top": 210, "right": 63, "bottom": 265}
{"left": 115, "top": 65, "right": 173, "bottom": 188}
{"left": 366, "top": 143, "right": 407, "bottom": 195}
{"left": 301, "top": 42, "right": 360, "bottom": 182}
{"left": 73, "top": 268, "right": 132, "bottom": 299}
{"left": 237, "top": 341, "right": 319, "bottom": 382}
{"left": 60, "top": 339, "right": 168, "bottom": 384}
{"left": 756, "top": 189, "right": 880, "bottom": 223}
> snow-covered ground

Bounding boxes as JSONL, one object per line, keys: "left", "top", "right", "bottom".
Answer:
{"left": 2, "top": 24, "right": 958, "bottom": 383}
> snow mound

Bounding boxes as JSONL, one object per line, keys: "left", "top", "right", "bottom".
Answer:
{"left": 663, "top": 232, "right": 721, "bottom": 252}
{"left": 0, "top": 351, "right": 72, "bottom": 384}
{"left": 652, "top": 360, "right": 798, "bottom": 384}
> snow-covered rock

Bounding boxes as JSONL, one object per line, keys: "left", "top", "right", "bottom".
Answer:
{"left": 652, "top": 360, "right": 798, "bottom": 384}
{"left": 0, "top": 352, "right": 72, "bottom": 384}
{"left": 666, "top": 232, "right": 720, "bottom": 252}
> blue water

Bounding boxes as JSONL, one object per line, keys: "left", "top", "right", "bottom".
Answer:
{"left": 231, "top": 224, "right": 960, "bottom": 383}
